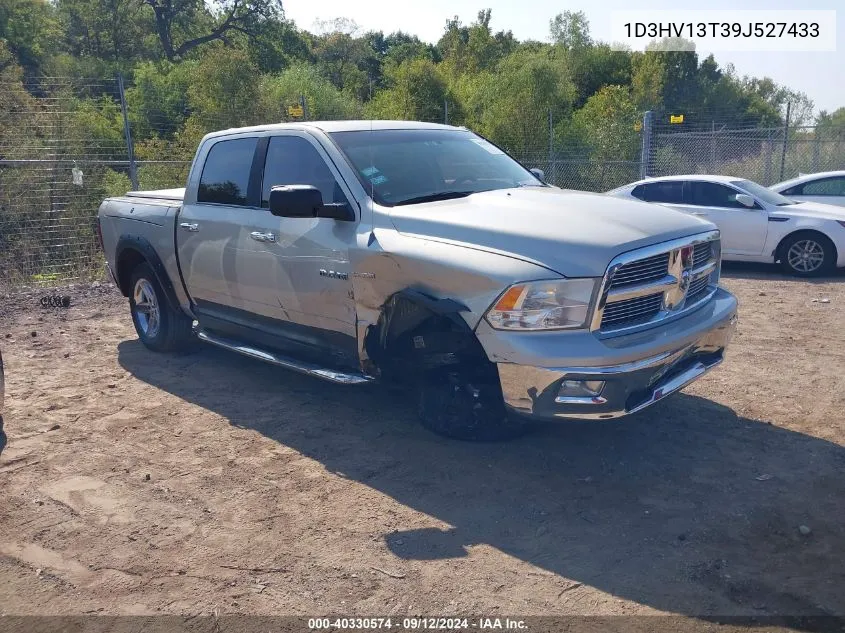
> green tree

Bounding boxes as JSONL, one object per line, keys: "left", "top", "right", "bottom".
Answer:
{"left": 437, "top": 10, "right": 513, "bottom": 77}
{"left": 186, "top": 46, "right": 261, "bottom": 128}
{"left": 565, "top": 85, "right": 640, "bottom": 189}
{"left": 310, "top": 18, "right": 374, "bottom": 99}
{"left": 142, "top": 0, "right": 283, "bottom": 61}
{"left": 549, "top": 11, "right": 591, "bottom": 50}
{"left": 569, "top": 86, "right": 639, "bottom": 157}
{"left": 57, "top": 0, "right": 155, "bottom": 61}
{"left": 631, "top": 51, "right": 664, "bottom": 111}
{"left": 365, "top": 57, "right": 446, "bottom": 122}
{"left": 126, "top": 60, "right": 194, "bottom": 137}
{"left": 261, "top": 63, "right": 361, "bottom": 121}
{"left": 568, "top": 44, "right": 632, "bottom": 108}
{"left": 816, "top": 107, "right": 845, "bottom": 129}
{"left": 0, "top": 0, "right": 59, "bottom": 71}
{"left": 467, "top": 47, "right": 576, "bottom": 154}
{"left": 244, "top": 17, "right": 309, "bottom": 73}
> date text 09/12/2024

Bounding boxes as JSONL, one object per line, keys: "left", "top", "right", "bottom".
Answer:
{"left": 308, "top": 618, "right": 527, "bottom": 631}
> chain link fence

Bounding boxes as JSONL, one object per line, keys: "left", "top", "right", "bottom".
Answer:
{"left": 0, "top": 78, "right": 124, "bottom": 286}
{"left": 647, "top": 120, "right": 845, "bottom": 185}
{"left": 2, "top": 78, "right": 845, "bottom": 288}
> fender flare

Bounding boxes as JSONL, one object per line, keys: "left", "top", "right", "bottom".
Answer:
{"left": 115, "top": 235, "right": 182, "bottom": 313}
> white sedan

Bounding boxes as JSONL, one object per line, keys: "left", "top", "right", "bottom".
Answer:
{"left": 608, "top": 175, "right": 845, "bottom": 276}
{"left": 770, "top": 170, "right": 845, "bottom": 207}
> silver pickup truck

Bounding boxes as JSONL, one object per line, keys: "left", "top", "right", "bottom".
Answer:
{"left": 97, "top": 121, "right": 738, "bottom": 440}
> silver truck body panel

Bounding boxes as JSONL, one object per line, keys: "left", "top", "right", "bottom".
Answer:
{"left": 388, "top": 188, "right": 713, "bottom": 278}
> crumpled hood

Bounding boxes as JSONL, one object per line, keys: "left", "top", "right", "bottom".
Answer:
{"left": 772, "top": 201, "right": 845, "bottom": 221}
{"left": 388, "top": 187, "right": 715, "bottom": 277}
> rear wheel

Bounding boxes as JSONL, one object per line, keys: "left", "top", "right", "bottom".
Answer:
{"left": 417, "top": 366, "right": 530, "bottom": 441}
{"left": 129, "top": 263, "right": 194, "bottom": 352}
{"left": 779, "top": 232, "right": 836, "bottom": 277}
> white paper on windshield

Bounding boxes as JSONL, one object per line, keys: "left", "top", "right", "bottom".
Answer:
{"left": 470, "top": 139, "right": 505, "bottom": 155}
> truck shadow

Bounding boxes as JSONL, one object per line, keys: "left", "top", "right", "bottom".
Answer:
{"left": 118, "top": 341, "right": 845, "bottom": 625}
{"left": 721, "top": 261, "right": 845, "bottom": 283}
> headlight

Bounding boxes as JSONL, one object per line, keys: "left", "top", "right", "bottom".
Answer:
{"left": 485, "top": 278, "right": 598, "bottom": 330}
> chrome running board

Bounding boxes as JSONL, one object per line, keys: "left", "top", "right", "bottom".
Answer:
{"left": 195, "top": 329, "right": 373, "bottom": 385}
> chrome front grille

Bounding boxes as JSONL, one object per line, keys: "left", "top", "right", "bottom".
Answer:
{"left": 601, "top": 292, "right": 663, "bottom": 327}
{"left": 594, "top": 231, "right": 721, "bottom": 334}
{"left": 609, "top": 253, "right": 669, "bottom": 289}
{"left": 692, "top": 242, "right": 712, "bottom": 268}
{"left": 686, "top": 274, "right": 710, "bottom": 303}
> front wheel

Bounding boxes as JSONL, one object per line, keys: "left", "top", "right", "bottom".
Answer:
{"left": 417, "top": 367, "right": 531, "bottom": 441}
{"left": 779, "top": 232, "right": 836, "bottom": 277}
{"left": 129, "top": 263, "right": 194, "bottom": 352}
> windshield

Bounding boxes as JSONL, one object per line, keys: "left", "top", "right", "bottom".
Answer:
{"left": 731, "top": 179, "right": 796, "bottom": 206}
{"left": 328, "top": 129, "right": 543, "bottom": 206}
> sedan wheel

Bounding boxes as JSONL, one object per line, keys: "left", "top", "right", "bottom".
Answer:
{"left": 780, "top": 233, "right": 835, "bottom": 277}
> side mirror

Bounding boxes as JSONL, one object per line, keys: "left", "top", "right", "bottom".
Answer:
{"left": 269, "top": 185, "right": 322, "bottom": 218}
{"left": 268, "top": 185, "right": 355, "bottom": 221}
{"left": 735, "top": 193, "right": 756, "bottom": 208}
{"left": 530, "top": 168, "right": 545, "bottom": 182}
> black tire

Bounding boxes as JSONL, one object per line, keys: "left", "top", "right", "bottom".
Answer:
{"left": 417, "top": 367, "right": 531, "bottom": 441}
{"left": 778, "top": 232, "right": 836, "bottom": 277}
{"left": 128, "top": 262, "right": 194, "bottom": 352}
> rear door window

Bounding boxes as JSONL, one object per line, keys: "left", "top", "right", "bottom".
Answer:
{"left": 198, "top": 137, "right": 259, "bottom": 206}
{"left": 802, "top": 177, "right": 845, "bottom": 196}
{"left": 633, "top": 181, "right": 685, "bottom": 203}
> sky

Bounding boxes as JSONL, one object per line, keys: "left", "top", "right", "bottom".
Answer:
{"left": 282, "top": 0, "right": 843, "bottom": 115}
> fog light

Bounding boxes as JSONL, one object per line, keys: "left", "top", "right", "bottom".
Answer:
{"left": 557, "top": 379, "right": 606, "bottom": 402}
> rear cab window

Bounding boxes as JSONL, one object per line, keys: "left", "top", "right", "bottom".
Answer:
{"left": 197, "top": 137, "right": 259, "bottom": 206}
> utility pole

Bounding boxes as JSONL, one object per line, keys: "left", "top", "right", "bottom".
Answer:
{"left": 117, "top": 73, "right": 138, "bottom": 191}
{"left": 779, "top": 101, "right": 791, "bottom": 181}
{"left": 640, "top": 111, "right": 654, "bottom": 179}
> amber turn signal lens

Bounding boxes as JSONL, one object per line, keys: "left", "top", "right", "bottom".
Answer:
{"left": 492, "top": 285, "right": 527, "bottom": 311}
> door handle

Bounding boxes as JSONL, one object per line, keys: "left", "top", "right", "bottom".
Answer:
{"left": 250, "top": 231, "right": 277, "bottom": 243}
{"left": 180, "top": 222, "right": 199, "bottom": 232}
{"left": 691, "top": 212, "right": 709, "bottom": 216}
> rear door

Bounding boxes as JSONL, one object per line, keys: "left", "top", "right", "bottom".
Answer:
{"left": 235, "top": 132, "right": 360, "bottom": 366}
{"left": 783, "top": 176, "right": 845, "bottom": 207}
{"left": 176, "top": 135, "right": 261, "bottom": 313}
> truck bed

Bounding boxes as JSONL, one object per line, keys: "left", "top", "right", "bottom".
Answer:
{"left": 122, "top": 188, "right": 185, "bottom": 202}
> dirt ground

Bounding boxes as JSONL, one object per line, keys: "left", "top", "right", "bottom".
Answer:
{"left": 1, "top": 264, "right": 844, "bottom": 623}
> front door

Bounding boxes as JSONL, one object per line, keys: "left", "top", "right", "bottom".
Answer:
{"left": 673, "top": 181, "right": 769, "bottom": 256}
{"left": 236, "top": 133, "right": 360, "bottom": 366}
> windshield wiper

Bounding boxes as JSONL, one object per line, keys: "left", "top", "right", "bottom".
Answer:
{"left": 394, "top": 191, "right": 475, "bottom": 206}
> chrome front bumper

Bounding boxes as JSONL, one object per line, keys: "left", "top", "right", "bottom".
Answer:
{"left": 495, "top": 290, "right": 738, "bottom": 421}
